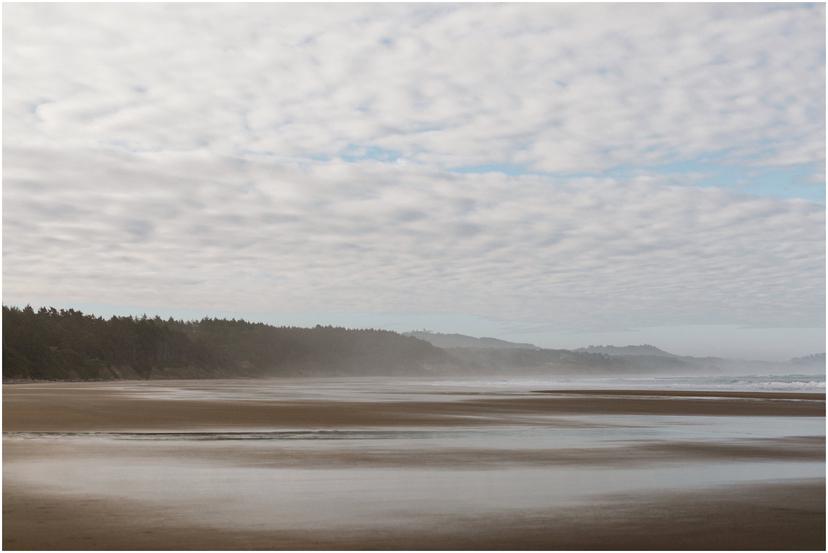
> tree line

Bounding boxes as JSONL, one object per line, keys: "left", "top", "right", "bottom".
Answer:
{"left": 2, "top": 305, "right": 450, "bottom": 381}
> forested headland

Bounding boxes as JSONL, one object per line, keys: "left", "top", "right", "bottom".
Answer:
{"left": 2, "top": 305, "right": 451, "bottom": 380}
{"left": 5, "top": 306, "right": 814, "bottom": 382}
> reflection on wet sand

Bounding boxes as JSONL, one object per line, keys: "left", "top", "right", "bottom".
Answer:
{"left": 3, "top": 379, "right": 826, "bottom": 550}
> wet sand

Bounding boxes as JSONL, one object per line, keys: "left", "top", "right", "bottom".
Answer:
{"left": 4, "top": 478, "right": 824, "bottom": 550}
{"left": 4, "top": 382, "right": 824, "bottom": 432}
{"left": 3, "top": 380, "right": 826, "bottom": 550}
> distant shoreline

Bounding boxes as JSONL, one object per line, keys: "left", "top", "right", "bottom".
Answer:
{"left": 533, "top": 388, "right": 826, "bottom": 400}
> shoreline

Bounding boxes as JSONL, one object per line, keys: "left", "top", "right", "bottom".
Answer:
{"left": 534, "top": 388, "right": 826, "bottom": 400}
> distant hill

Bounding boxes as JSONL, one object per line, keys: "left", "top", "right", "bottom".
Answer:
{"left": 404, "top": 331, "right": 539, "bottom": 350}
{"left": 790, "top": 353, "right": 826, "bottom": 368}
{"left": 576, "top": 344, "right": 677, "bottom": 357}
{"left": 443, "top": 345, "right": 699, "bottom": 375}
{"left": 405, "top": 334, "right": 705, "bottom": 375}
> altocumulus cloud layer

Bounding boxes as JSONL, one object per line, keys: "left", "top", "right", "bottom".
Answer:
{"left": 3, "top": 4, "right": 825, "bottom": 355}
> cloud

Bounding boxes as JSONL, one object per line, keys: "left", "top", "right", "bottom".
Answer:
{"left": 3, "top": 150, "right": 824, "bottom": 331}
{"left": 3, "top": 4, "right": 824, "bottom": 174}
{"left": 2, "top": 4, "right": 824, "bottom": 338}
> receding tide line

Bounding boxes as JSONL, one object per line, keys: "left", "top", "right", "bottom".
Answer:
{"left": 531, "top": 389, "right": 826, "bottom": 400}
{"left": 1, "top": 430, "right": 459, "bottom": 441}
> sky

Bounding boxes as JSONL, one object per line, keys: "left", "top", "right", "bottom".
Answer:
{"left": 2, "top": 3, "right": 825, "bottom": 360}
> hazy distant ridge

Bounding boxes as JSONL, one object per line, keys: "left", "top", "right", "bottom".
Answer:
{"left": 409, "top": 332, "right": 824, "bottom": 376}
{"left": 404, "top": 331, "right": 539, "bottom": 350}
{"left": 576, "top": 344, "right": 677, "bottom": 357}
{"left": 790, "top": 353, "right": 826, "bottom": 367}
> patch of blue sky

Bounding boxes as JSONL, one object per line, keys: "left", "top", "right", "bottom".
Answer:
{"left": 448, "top": 156, "right": 824, "bottom": 203}
{"left": 277, "top": 141, "right": 823, "bottom": 202}
{"left": 637, "top": 158, "right": 825, "bottom": 203}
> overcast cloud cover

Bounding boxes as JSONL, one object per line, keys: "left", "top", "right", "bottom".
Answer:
{"left": 3, "top": 3, "right": 825, "bottom": 359}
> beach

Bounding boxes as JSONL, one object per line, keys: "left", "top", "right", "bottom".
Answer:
{"left": 3, "top": 378, "right": 825, "bottom": 550}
